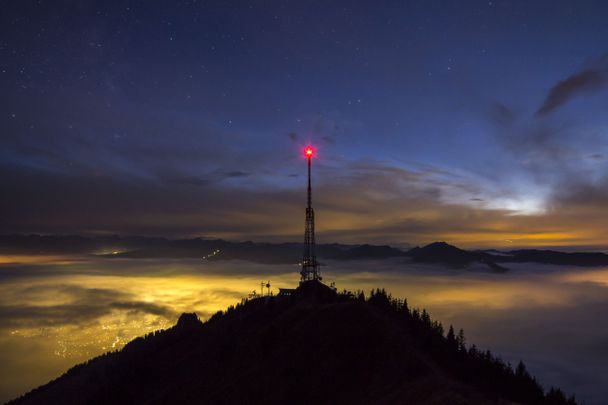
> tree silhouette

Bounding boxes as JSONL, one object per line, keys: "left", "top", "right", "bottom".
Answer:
{"left": 457, "top": 328, "right": 466, "bottom": 351}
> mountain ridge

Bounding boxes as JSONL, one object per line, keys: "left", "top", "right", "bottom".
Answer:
{"left": 1, "top": 234, "right": 607, "bottom": 269}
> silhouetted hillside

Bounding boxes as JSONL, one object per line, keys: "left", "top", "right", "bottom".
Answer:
{"left": 9, "top": 282, "right": 576, "bottom": 405}
{"left": 408, "top": 242, "right": 475, "bottom": 266}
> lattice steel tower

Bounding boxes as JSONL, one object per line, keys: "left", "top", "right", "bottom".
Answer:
{"left": 301, "top": 146, "right": 321, "bottom": 283}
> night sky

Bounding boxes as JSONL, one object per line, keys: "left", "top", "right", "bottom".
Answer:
{"left": 2, "top": 0, "right": 608, "bottom": 247}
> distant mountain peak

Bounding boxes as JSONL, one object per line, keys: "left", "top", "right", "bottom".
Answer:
{"left": 407, "top": 242, "right": 508, "bottom": 272}
{"left": 406, "top": 241, "right": 608, "bottom": 271}
{"left": 421, "top": 241, "right": 462, "bottom": 251}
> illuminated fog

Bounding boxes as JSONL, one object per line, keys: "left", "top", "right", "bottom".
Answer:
{"left": 1, "top": 256, "right": 607, "bottom": 404}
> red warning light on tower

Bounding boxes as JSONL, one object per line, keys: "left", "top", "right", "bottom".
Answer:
{"left": 304, "top": 146, "right": 314, "bottom": 157}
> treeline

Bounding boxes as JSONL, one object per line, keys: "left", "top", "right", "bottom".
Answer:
{"left": 363, "top": 288, "right": 577, "bottom": 405}
{"left": 118, "top": 286, "right": 578, "bottom": 405}
{"left": 200, "top": 286, "right": 577, "bottom": 404}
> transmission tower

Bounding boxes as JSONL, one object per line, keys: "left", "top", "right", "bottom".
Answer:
{"left": 301, "top": 146, "right": 321, "bottom": 283}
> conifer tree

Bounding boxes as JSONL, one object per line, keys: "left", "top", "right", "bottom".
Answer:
{"left": 457, "top": 328, "right": 466, "bottom": 351}
{"left": 446, "top": 325, "right": 456, "bottom": 346}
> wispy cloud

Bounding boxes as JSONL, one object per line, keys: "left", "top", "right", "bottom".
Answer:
{"left": 536, "top": 55, "right": 608, "bottom": 117}
{"left": 0, "top": 285, "right": 177, "bottom": 328}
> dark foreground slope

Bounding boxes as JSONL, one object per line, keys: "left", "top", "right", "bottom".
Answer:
{"left": 9, "top": 282, "right": 576, "bottom": 405}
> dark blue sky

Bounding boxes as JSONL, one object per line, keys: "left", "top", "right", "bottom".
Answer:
{"left": 2, "top": 0, "right": 608, "bottom": 247}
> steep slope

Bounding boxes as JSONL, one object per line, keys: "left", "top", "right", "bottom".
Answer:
{"left": 9, "top": 282, "right": 575, "bottom": 405}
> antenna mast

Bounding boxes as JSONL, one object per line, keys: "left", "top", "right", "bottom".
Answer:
{"left": 301, "top": 146, "right": 321, "bottom": 283}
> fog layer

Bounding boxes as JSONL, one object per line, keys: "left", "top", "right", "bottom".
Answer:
{"left": 0, "top": 256, "right": 606, "bottom": 403}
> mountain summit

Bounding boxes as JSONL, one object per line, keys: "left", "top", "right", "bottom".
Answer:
{"left": 10, "top": 281, "right": 575, "bottom": 405}
{"left": 406, "top": 242, "right": 508, "bottom": 272}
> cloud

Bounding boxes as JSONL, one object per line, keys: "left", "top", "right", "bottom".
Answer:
{"left": 550, "top": 175, "right": 608, "bottom": 209}
{"left": 491, "top": 103, "right": 515, "bottom": 126}
{"left": 109, "top": 301, "right": 176, "bottom": 318}
{"left": 485, "top": 99, "right": 608, "bottom": 200}
{"left": 588, "top": 153, "right": 605, "bottom": 161}
{"left": 321, "top": 135, "right": 336, "bottom": 144}
{"left": 156, "top": 172, "right": 211, "bottom": 186}
{"left": 3, "top": 153, "right": 608, "bottom": 248}
{"left": 0, "top": 284, "right": 177, "bottom": 328}
{"left": 536, "top": 55, "right": 608, "bottom": 117}
{"left": 224, "top": 171, "right": 250, "bottom": 178}
{"left": 155, "top": 169, "right": 252, "bottom": 187}
{"left": 2, "top": 75, "right": 608, "bottom": 249}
